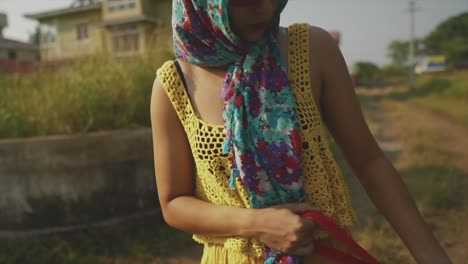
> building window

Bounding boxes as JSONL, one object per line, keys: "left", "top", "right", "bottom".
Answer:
{"left": 111, "top": 23, "right": 140, "bottom": 54}
{"left": 8, "top": 50, "right": 17, "bottom": 61}
{"left": 76, "top": 24, "right": 89, "bottom": 40}
{"left": 108, "top": 0, "right": 136, "bottom": 13}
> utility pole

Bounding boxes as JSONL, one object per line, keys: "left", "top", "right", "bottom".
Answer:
{"left": 407, "top": 0, "right": 418, "bottom": 90}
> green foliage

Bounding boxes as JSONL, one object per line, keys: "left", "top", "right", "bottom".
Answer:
{"left": 28, "top": 25, "right": 41, "bottom": 46}
{"left": 402, "top": 166, "right": 463, "bottom": 209}
{"left": 380, "top": 64, "right": 407, "bottom": 79}
{"left": 0, "top": 45, "right": 173, "bottom": 139}
{"left": 442, "top": 36, "right": 468, "bottom": 63}
{"left": 412, "top": 72, "right": 468, "bottom": 125}
{"left": 394, "top": 71, "right": 468, "bottom": 99}
{"left": 388, "top": 71, "right": 468, "bottom": 125}
{"left": 387, "top": 39, "right": 425, "bottom": 66}
{"left": 353, "top": 61, "right": 381, "bottom": 82}
{"left": 387, "top": 12, "right": 468, "bottom": 65}
{"left": 424, "top": 12, "right": 468, "bottom": 62}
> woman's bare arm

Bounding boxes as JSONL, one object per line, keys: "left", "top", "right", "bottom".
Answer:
{"left": 150, "top": 77, "right": 255, "bottom": 237}
{"left": 150, "top": 77, "right": 318, "bottom": 255}
{"left": 309, "top": 26, "right": 452, "bottom": 264}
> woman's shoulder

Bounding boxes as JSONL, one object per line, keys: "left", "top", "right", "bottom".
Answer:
{"left": 308, "top": 25, "right": 339, "bottom": 51}
{"left": 155, "top": 59, "right": 185, "bottom": 93}
{"left": 285, "top": 23, "right": 337, "bottom": 48}
{"left": 156, "top": 60, "right": 176, "bottom": 77}
{"left": 286, "top": 23, "right": 342, "bottom": 72}
{"left": 284, "top": 23, "right": 330, "bottom": 35}
{"left": 283, "top": 23, "right": 338, "bottom": 60}
{"left": 151, "top": 60, "right": 188, "bottom": 131}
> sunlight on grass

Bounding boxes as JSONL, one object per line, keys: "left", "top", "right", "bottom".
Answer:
{"left": 411, "top": 96, "right": 468, "bottom": 126}
{"left": 347, "top": 76, "right": 467, "bottom": 263}
{"left": 0, "top": 38, "right": 173, "bottom": 139}
{"left": 386, "top": 71, "right": 468, "bottom": 125}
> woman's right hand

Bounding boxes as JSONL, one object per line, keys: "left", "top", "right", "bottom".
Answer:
{"left": 252, "top": 203, "right": 321, "bottom": 256}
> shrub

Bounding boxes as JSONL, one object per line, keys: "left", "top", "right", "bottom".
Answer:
{"left": 0, "top": 44, "right": 173, "bottom": 139}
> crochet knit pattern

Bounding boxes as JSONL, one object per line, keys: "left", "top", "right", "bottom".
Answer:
{"left": 156, "top": 23, "right": 357, "bottom": 259}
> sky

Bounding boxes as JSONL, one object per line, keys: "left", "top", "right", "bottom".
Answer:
{"left": 1, "top": 0, "right": 467, "bottom": 66}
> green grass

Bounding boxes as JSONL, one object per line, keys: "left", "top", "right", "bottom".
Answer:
{"left": 389, "top": 71, "right": 468, "bottom": 125}
{"left": 0, "top": 40, "right": 173, "bottom": 139}
{"left": 349, "top": 79, "right": 467, "bottom": 263}
{"left": 0, "top": 215, "right": 195, "bottom": 264}
{"left": 391, "top": 71, "right": 468, "bottom": 98}
{"left": 401, "top": 165, "right": 463, "bottom": 210}
{"left": 412, "top": 96, "right": 468, "bottom": 126}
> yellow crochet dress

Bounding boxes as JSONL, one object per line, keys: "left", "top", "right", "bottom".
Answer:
{"left": 156, "top": 23, "right": 357, "bottom": 264}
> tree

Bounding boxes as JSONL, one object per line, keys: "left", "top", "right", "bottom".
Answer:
{"left": 380, "top": 64, "right": 407, "bottom": 79}
{"left": 424, "top": 12, "right": 468, "bottom": 62}
{"left": 353, "top": 62, "right": 381, "bottom": 83}
{"left": 28, "top": 25, "right": 41, "bottom": 46}
{"left": 387, "top": 39, "right": 425, "bottom": 66}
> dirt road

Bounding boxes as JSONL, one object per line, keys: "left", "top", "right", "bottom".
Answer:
{"left": 355, "top": 86, "right": 468, "bottom": 264}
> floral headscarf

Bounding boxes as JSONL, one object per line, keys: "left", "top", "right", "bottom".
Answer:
{"left": 173, "top": 1, "right": 308, "bottom": 263}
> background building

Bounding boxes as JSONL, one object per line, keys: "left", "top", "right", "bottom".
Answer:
{"left": 0, "top": 13, "right": 39, "bottom": 74}
{"left": 25, "top": 0, "right": 171, "bottom": 62}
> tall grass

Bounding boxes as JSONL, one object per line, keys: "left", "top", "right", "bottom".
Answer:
{"left": 0, "top": 41, "right": 173, "bottom": 139}
{"left": 411, "top": 71, "right": 468, "bottom": 125}
{"left": 390, "top": 70, "right": 468, "bottom": 125}
{"left": 351, "top": 74, "right": 468, "bottom": 263}
{"left": 414, "top": 71, "right": 468, "bottom": 99}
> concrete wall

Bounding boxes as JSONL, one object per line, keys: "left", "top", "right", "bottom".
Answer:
{"left": 0, "top": 128, "right": 157, "bottom": 230}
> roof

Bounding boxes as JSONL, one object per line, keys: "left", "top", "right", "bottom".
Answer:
{"left": 25, "top": 2, "right": 102, "bottom": 20}
{"left": 0, "top": 38, "right": 39, "bottom": 51}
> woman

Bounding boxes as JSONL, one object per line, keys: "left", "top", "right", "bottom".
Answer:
{"left": 150, "top": 0, "right": 452, "bottom": 263}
